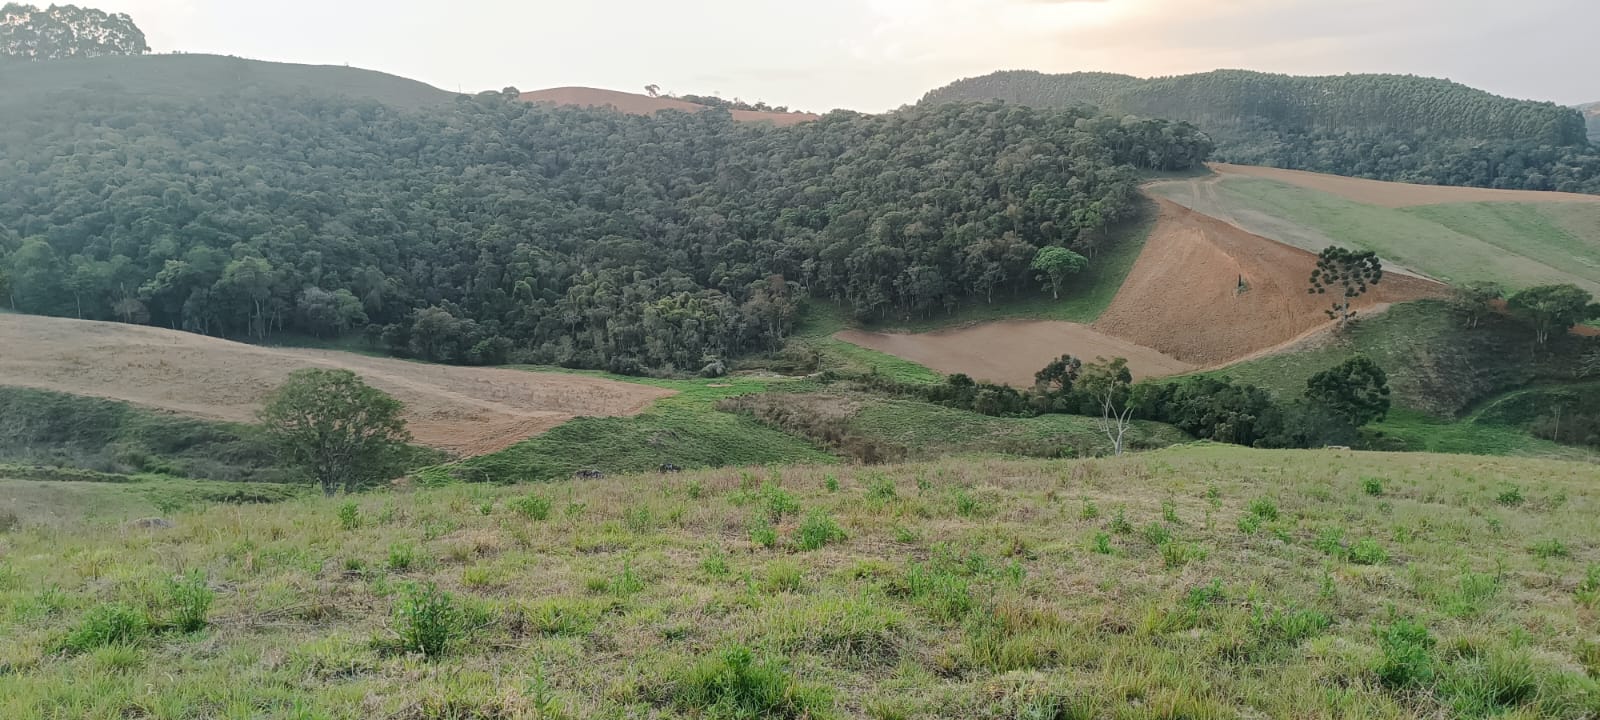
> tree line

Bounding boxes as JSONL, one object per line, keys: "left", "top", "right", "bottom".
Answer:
{"left": 922, "top": 70, "right": 1600, "bottom": 194}
{"left": 1, "top": 3, "right": 147, "bottom": 61}
{"left": 0, "top": 85, "right": 1210, "bottom": 373}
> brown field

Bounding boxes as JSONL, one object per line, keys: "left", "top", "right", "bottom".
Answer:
{"left": 836, "top": 320, "right": 1196, "bottom": 386}
{"left": 1092, "top": 199, "right": 1443, "bottom": 365}
{"left": 1210, "top": 163, "right": 1600, "bottom": 208}
{"left": 519, "top": 87, "right": 819, "bottom": 126}
{"left": 0, "top": 314, "right": 672, "bottom": 456}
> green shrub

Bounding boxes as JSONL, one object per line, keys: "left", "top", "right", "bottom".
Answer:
{"left": 1162, "top": 541, "right": 1206, "bottom": 568}
{"left": 1496, "top": 486, "right": 1525, "bottom": 506}
{"left": 387, "top": 543, "right": 417, "bottom": 571}
{"left": 1375, "top": 618, "right": 1435, "bottom": 688}
{"left": 1091, "top": 532, "right": 1113, "bottom": 555}
{"left": 510, "top": 494, "right": 552, "bottom": 521}
{"left": 759, "top": 483, "right": 800, "bottom": 523}
{"left": 823, "top": 475, "right": 839, "bottom": 493}
{"left": 1530, "top": 539, "right": 1569, "bottom": 558}
{"left": 337, "top": 501, "right": 361, "bottom": 530}
{"left": 1079, "top": 499, "right": 1100, "bottom": 520}
{"left": 1141, "top": 522, "right": 1173, "bottom": 546}
{"left": 953, "top": 489, "right": 982, "bottom": 518}
{"left": 750, "top": 517, "right": 778, "bottom": 549}
{"left": 1247, "top": 497, "right": 1280, "bottom": 521}
{"left": 63, "top": 604, "right": 149, "bottom": 653}
{"left": 1109, "top": 507, "right": 1132, "bottom": 534}
{"left": 672, "top": 645, "right": 828, "bottom": 720}
{"left": 165, "top": 571, "right": 214, "bottom": 633}
{"left": 795, "top": 510, "right": 846, "bottom": 551}
{"left": 392, "top": 582, "right": 461, "bottom": 658}
{"left": 1184, "top": 580, "right": 1226, "bottom": 610}
{"left": 1162, "top": 499, "right": 1180, "bottom": 524}
{"left": 1347, "top": 539, "right": 1389, "bottom": 565}
{"left": 1362, "top": 477, "right": 1385, "bottom": 496}
{"left": 1238, "top": 513, "right": 1263, "bottom": 535}
{"left": 701, "top": 550, "right": 731, "bottom": 579}
{"left": 866, "top": 476, "right": 898, "bottom": 503}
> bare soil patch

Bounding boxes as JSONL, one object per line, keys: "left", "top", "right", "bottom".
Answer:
{"left": 0, "top": 315, "right": 673, "bottom": 456}
{"left": 1211, "top": 163, "right": 1600, "bottom": 208}
{"left": 519, "top": 87, "right": 818, "bottom": 126}
{"left": 836, "top": 320, "right": 1196, "bottom": 387}
{"left": 1092, "top": 199, "right": 1444, "bottom": 365}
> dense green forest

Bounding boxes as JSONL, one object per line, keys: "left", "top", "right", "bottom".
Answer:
{"left": 923, "top": 70, "right": 1600, "bottom": 193}
{"left": 1582, "top": 101, "right": 1600, "bottom": 143}
{"left": 0, "top": 2, "right": 146, "bottom": 61}
{"left": 0, "top": 77, "right": 1210, "bottom": 372}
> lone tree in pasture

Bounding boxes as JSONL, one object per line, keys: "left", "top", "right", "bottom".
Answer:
{"left": 1033, "top": 354, "right": 1083, "bottom": 396}
{"left": 1031, "top": 246, "right": 1088, "bottom": 300}
{"left": 1309, "top": 247, "right": 1383, "bottom": 326}
{"left": 259, "top": 369, "right": 411, "bottom": 496}
{"left": 1305, "top": 356, "right": 1391, "bottom": 428}
{"left": 1506, "top": 284, "right": 1597, "bottom": 347}
{"left": 1080, "top": 357, "right": 1134, "bottom": 456}
{"left": 644, "top": 84, "right": 661, "bottom": 98}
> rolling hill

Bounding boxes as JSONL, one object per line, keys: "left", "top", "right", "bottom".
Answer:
{"left": 520, "top": 87, "right": 819, "bottom": 126}
{"left": 0, "top": 53, "right": 459, "bottom": 110}
{"left": 922, "top": 70, "right": 1600, "bottom": 193}
{"left": 1147, "top": 164, "right": 1600, "bottom": 295}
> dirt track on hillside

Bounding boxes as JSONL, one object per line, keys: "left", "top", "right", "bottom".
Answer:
{"left": 0, "top": 314, "right": 672, "bottom": 456}
{"left": 836, "top": 320, "right": 1196, "bottom": 387}
{"left": 1091, "top": 199, "right": 1445, "bottom": 365}
{"left": 519, "top": 87, "right": 818, "bottom": 126}
{"left": 1211, "top": 163, "right": 1600, "bottom": 208}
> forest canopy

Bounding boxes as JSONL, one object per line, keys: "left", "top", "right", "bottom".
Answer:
{"left": 923, "top": 70, "right": 1600, "bottom": 193}
{"left": 0, "top": 2, "right": 148, "bottom": 61}
{"left": 0, "top": 82, "right": 1211, "bottom": 373}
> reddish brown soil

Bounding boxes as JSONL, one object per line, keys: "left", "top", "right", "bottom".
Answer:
{"left": 0, "top": 314, "right": 673, "bottom": 457}
{"left": 836, "top": 320, "right": 1196, "bottom": 386}
{"left": 1091, "top": 199, "right": 1445, "bottom": 365}
{"left": 518, "top": 87, "right": 818, "bottom": 126}
{"left": 1211, "top": 163, "right": 1600, "bottom": 208}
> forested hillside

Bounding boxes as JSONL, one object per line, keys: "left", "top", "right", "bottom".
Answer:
{"left": 924, "top": 70, "right": 1600, "bottom": 193}
{"left": 0, "top": 78, "right": 1210, "bottom": 373}
{"left": 1582, "top": 101, "right": 1600, "bottom": 143}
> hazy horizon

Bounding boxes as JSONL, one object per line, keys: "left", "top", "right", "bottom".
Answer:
{"left": 70, "top": 0, "right": 1600, "bottom": 111}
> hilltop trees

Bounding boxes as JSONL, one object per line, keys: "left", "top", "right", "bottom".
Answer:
{"left": 1506, "top": 284, "right": 1598, "bottom": 347}
{"left": 1080, "top": 358, "right": 1135, "bottom": 456}
{"left": 1309, "top": 248, "right": 1383, "bottom": 326}
{"left": 258, "top": 370, "right": 411, "bottom": 497}
{"left": 0, "top": 89, "right": 1211, "bottom": 372}
{"left": 1447, "top": 281, "right": 1504, "bottom": 329}
{"left": 0, "top": 3, "right": 148, "bottom": 60}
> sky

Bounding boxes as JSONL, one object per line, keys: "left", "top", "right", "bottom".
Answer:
{"left": 89, "top": 0, "right": 1598, "bottom": 112}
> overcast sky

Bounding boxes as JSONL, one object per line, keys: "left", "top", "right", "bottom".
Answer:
{"left": 90, "top": 0, "right": 1597, "bottom": 112}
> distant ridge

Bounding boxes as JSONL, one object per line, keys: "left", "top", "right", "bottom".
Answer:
{"left": 0, "top": 53, "right": 459, "bottom": 110}
{"left": 519, "top": 86, "right": 818, "bottom": 126}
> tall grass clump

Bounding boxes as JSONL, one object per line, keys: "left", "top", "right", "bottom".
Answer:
{"left": 795, "top": 509, "right": 846, "bottom": 551}
{"left": 62, "top": 603, "right": 149, "bottom": 653}
{"left": 390, "top": 582, "right": 462, "bottom": 658}
{"left": 671, "top": 645, "right": 830, "bottom": 719}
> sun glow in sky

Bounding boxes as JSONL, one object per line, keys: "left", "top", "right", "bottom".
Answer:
{"left": 87, "top": 0, "right": 1597, "bottom": 112}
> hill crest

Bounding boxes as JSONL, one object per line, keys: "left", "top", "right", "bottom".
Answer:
{"left": 519, "top": 86, "right": 819, "bottom": 126}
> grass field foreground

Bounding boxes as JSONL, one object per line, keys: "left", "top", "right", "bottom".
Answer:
{"left": 3, "top": 446, "right": 1598, "bottom": 718}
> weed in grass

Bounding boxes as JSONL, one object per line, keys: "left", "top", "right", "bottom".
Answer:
{"left": 759, "top": 483, "right": 801, "bottom": 523}
{"left": 762, "top": 562, "right": 804, "bottom": 594}
{"left": 1439, "top": 646, "right": 1541, "bottom": 716}
{"left": 1443, "top": 571, "right": 1501, "bottom": 617}
{"left": 892, "top": 525, "right": 920, "bottom": 544}
{"left": 1238, "top": 513, "right": 1262, "bottom": 535}
{"left": 686, "top": 479, "right": 705, "bottom": 500}
{"left": 701, "top": 549, "right": 731, "bottom": 579}
{"left": 796, "top": 509, "right": 846, "bottom": 551}
{"left": 1347, "top": 539, "right": 1389, "bottom": 566}
{"left": 337, "top": 501, "right": 361, "bottom": 530}
{"left": 624, "top": 505, "right": 655, "bottom": 534}
{"left": 915, "top": 473, "right": 933, "bottom": 494}
{"left": 1247, "top": 497, "right": 1280, "bottom": 521}
{"left": 1109, "top": 507, "right": 1132, "bottom": 534}
{"left": 672, "top": 645, "right": 828, "bottom": 720}
{"left": 165, "top": 571, "right": 214, "bottom": 633}
{"left": 1313, "top": 527, "right": 1347, "bottom": 557}
{"left": 824, "top": 475, "right": 839, "bottom": 493}
{"left": 1162, "top": 541, "right": 1206, "bottom": 568}
{"left": 1530, "top": 539, "right": 1569, "bottom": 559}
{"left": 1576, "top": 565, "right": 1600, "bottom": 607}
{"left": 62, "top": 603, "right": 149, "bottom": 653}
{"left": 387, "top": 543, "right": 417, "bottom": 572}
{"left": 867, "top": 475, "right": 898, "bottom": 504}
{"left": 953, "top": 489, "right": 982, "bottom": 518}
{"left": 476, "top": 500, "right": 493, "bottom": 516}
{"left": 1162, "top": 499, "right": 1180, "bottom": 524}
{"left": 461, "top": 565, "right": 498, "bottom": 588}
{"left": 1362, "top": 477, "right": 1385, "bottom": 496}
{"left": 1375, "top": 618, "right": 1436, "bottom": 689}
{"left": 510, "top": 494, "right": 552, "bottom": 521}
{"left": 895, "top": 562, "right": 974, "bottom": 622}
{"left": 1091, "top": 532, "right": 1113, "bottom": 555}
{"left": 1141, "top": 523, "right": 1173, "bottom": 547}
{"left": 612, "top": 561, "right": 645, "bottom": 595}
{"left": 1496, "top": 486, "right": 1525, "bottom": 506}
{"left": 1185, "top": 580, "right": 1226, "bottom": 610}
{"left": 1079, "top": 499, "right": 1099, "bottom": 520}
{"left": 390, "top": 582, "right": 461, "bottom": 659}
{"left": 750, "top": 517, "right": 779, "bottom": 549}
